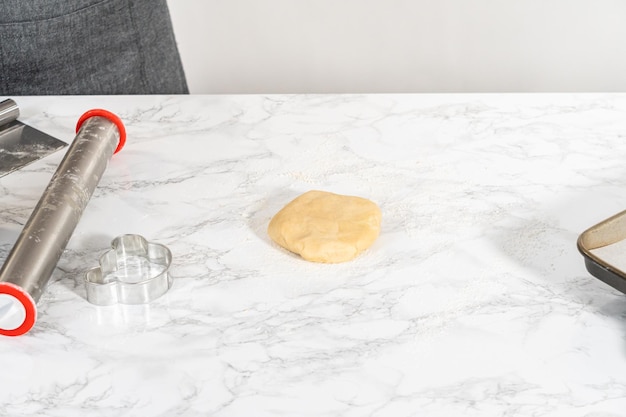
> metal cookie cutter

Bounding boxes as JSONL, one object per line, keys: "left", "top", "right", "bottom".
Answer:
{"left": 84, "top": 235, "right": 173, "bottom": 306}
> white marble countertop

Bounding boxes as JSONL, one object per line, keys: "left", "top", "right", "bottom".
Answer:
{"left": 1, "top": 94, "right": 626, "bottom": 416}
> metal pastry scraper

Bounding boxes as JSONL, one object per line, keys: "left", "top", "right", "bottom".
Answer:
{"left": 0, "top": 98, "right": 67, "bottom": 177}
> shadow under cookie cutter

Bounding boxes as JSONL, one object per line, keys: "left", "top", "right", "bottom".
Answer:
{"left": 84, "top": 235, "right": 173, "bottom": 306}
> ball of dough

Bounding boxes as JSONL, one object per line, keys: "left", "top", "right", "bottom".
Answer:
{"left": 268, "top": 190, "right": 382, "bottom": 263}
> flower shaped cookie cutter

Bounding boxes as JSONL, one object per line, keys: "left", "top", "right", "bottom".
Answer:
{"left": 84, "top": 235, "right": 173, "bottom": 306}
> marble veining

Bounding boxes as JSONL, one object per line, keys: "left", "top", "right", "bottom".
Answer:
{"left": 1, "top": 94, "right": 626, "bottom": 416}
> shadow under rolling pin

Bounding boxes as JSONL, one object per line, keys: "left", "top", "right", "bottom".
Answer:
{"left": 0, "top": 109, "right": 126, "bottom": 336}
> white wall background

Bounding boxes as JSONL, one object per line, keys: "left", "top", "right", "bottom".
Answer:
{"left": 166, "top": 0, "right": 626, "bottom": 94}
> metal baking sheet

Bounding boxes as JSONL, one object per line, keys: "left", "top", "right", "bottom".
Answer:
{"left": 578, "top": 209, "right": 626, "bottom": 294}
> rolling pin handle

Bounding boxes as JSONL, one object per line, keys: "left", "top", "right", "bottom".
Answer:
{"left": 0, "top": 282, "right": 36, "bottom": 337}
{"left": 76, "top": 109, "right": 127, "bottom": 154}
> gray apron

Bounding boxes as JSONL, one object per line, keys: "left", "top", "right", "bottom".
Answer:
{"left": 0, "top": 0, "right": 188, "bottom": 94}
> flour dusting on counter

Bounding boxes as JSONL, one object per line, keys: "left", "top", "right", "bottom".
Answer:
{"left": 2, "top": 94, "right": 626, "bottom": 416}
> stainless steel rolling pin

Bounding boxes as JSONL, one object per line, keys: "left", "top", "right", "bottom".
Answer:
{"left": 0, "top": 109, "right": 126, "bottom": 336}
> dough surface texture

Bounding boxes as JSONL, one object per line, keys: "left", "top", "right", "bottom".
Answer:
{"left": 268, "top": 190, "right": 382, "bottom": 263}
